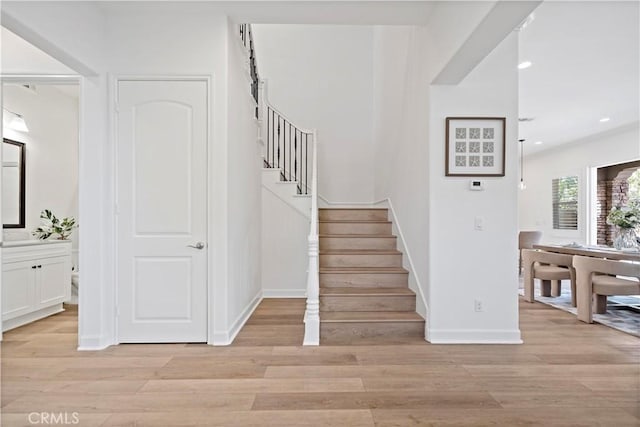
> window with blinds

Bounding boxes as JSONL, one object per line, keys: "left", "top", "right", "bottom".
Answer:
{"left": 552, "top": 176, "right": 578, "bottom": 230}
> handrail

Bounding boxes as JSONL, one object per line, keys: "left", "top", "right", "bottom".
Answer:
{"left": 239, "top": 24, "right": 260, "bottom": 117}
{"left": 261, "top": 86, "right": 314, "bottom": 134}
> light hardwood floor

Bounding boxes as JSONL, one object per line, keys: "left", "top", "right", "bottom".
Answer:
{"left": 1, "top": 298, "right": 639, "bottom": 426}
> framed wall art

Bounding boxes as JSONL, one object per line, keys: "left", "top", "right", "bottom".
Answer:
{"left": 445, "top": 117, "right": 506, "bottom": 177}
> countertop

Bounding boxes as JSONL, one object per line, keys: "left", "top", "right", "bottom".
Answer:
{"left": 1, "top": 239, "right": 72, "bottom": 248}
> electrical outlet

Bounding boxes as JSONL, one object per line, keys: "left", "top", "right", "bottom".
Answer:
{"left": 474, "top": 299, "right": 483, "bottom": 312}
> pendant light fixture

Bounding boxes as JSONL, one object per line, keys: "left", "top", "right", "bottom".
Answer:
{"left": 519, "top": 138, "right": 526, "bottom": 190}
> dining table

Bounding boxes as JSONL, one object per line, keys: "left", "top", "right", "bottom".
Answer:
{"left": 532, "top": 244, "right": 640, "bottom": 262}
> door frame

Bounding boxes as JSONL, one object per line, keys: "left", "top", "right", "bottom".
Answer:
{"left": 112, "top": 75, "right": 213, "bottom": 344}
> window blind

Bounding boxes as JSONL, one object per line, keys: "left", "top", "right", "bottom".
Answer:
{"left": 552, "top": 176, "right": 578, "bottom": 230}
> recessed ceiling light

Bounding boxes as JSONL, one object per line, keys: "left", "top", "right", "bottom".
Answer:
{"left": 534, "top": 141, "right": 543, "bottom": 145}
{"left": 599, "top": 117, "right": 610, "bottom": 123}
{"left": 518, "top": 61, "right": 532, "bottom": 70}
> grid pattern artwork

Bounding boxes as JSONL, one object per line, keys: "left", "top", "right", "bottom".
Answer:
{"left": 453, "top": 127, "right": 496, "bottom": 168}
{"left": 445, "top": 117, "right": 506, "bottom": 177}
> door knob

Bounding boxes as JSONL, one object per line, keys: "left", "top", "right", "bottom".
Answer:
{"left": 187, "top": 242, "right": 206, "bottom": 250}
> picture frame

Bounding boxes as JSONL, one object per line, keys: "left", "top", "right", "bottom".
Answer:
{"left": 445, "top": 117, "right": 506, "bottom": 177}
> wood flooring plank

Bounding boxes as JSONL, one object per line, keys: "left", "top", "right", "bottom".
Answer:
{"left": 264, "top": 364, "right": 470, "bottom": 379}
{"left": 101, "top": 409, "right": 375, "bottom": 427}
{"left": 251, "top": 391, "right": 501, "bottom": 411}
{"left": 362, "top": 376, "right": 592, "bottom": 393}
{"left": 1, "top": 380, "right": 147, "bottom": 395}
{"left": 1, "top": 413, "right": 110, "bottom": 427}
{"left": 578, "top": 376, "right": 640, "bottom": 391}
{"left": 490, "top": 390, "right": 640, "bottom": 409}
{"left": 463, "top": 364, "right": 640, "bottom": 378}
{"left": 2, "top": 392, "right": 255, "bottom": 414}
{"left": 139, "top": 378, "right": 365, "bottom": 393}
{"left": 371, "top": 408, "right": 640, "bottom": 427}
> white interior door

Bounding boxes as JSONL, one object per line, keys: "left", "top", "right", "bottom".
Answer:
{"left": 117, "top": 79, "right": 208, "bottom": 343}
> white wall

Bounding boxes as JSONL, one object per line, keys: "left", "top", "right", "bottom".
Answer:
{"left": 518, "top": 124, "right": 640, "bottom": 245}
{"left": 371, "top": 26, "right": 430, "bottom": 314}
{"left": 261, "top": 188, "right": 308, "bottom": 297}
{"left": 428, "top": 33, "right": 520, "bottom": 343}
{"left": 252, "top": 24, "right": 375, "bottom": 203}
{"left": 3, "top": 84, "right": 79, "bottom": 265}
{"left": 225, "top": 22, "right": 263, "bottom": 343}
{"left": 372, "top": 1, "right": 521, "bottom": 343}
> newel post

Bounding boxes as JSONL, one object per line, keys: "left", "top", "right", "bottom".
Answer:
{"left": 303, "top": 235, "right": 320, "bottom": 345}
{"left": 303, "top": 130, "right": 320, "bottom": 345}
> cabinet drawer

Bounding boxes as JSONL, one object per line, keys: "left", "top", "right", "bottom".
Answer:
{"left": 2, "top": 242, "right": 72, "bottom": 263}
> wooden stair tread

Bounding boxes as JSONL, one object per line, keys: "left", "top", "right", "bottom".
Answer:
{"left": 320, "top": 267, "right": 408, "bottom": 274}
{"left": 319, "top": 234, "right": 396, "bottom": 238}
{"left": 318, "top": 220, "right": 391, "bottom": 224}
{"left": 319, "top": 208, "right": 387, "bottom": 210}
{"left": 321, "top": 311, "right": 424, "bottom": 323}
{"left": 320, "top": 249, "right": 401, "bottom": 255}
{"left": 320, "top": 287, "right": 414, "bottom": 296}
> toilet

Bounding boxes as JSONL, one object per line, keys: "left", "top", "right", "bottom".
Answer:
{"left": 70, "top": 270, "right": 79, "bottom": 304}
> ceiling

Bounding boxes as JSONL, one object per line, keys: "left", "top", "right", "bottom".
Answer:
{"left": 96, "top": 1, "right": 436, "bottom": 25}
{"left": 2, "top": 1, "right": 637, "bottom": 156}
{"left": 518, "top": 1, "right": 639, "bottom": 156}
{"left": 0, "top": 27, "right": 76, "bottom": 75}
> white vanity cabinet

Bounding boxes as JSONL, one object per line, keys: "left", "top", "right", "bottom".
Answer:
{"left": 2, "top": 240, "right": 72, "bottom": 332}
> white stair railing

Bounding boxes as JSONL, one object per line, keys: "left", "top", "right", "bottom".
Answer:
{"left": 262, "top": 79, "right": 319, "bottom": 345}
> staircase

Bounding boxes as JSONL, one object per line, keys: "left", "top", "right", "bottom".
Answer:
{"left": 318, "top": 208, "right": 425, "bottom": 344}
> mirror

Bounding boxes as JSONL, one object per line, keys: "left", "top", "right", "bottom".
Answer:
{"left": 2, "top": 139, "right": 26, "bottom": 228}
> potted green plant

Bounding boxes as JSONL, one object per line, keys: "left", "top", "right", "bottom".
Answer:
{"left": 606, "top": 201, "right": 640, "bottom": 250}
{"left": 33, "top": 209, "right": 78, "bottom": 240}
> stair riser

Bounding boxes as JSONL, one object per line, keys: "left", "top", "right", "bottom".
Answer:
{"left": 320, "top": 254, "right": 402, "bottom": 268}
{"left": 319, "top": 209, "right": 388, "bottom": 221}
{"left": 320, "top": 321, "right": 424, "bottom": 344}
{"left": 320, "top": 295, "right": 416, "bottom": 312}
{"left": 320, "top": 273, "right": 409, "bottom": 288}
{"left": 319, "top": 222, "right": 392, "bottom": 235}
{"left": 320, "top": 237, "right": 397, "bottom": 251}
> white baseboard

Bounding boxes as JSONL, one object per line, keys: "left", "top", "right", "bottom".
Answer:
{"left": 426, "top": 328, "right": 522, "bottom": 344}
{"left": 386, "top": 198, "right": 429, "bottom": 318}
{"left": 3, "top": 304, "right": 65, "bottom": 333}
{"left": 77, "top": 334, "right": 112, "bottom": 351}
{"left": 262, "top": 289, "right": 306, "bottom": 298}
{"left": 211, "top": 291, "right": 262, "bottom": 346}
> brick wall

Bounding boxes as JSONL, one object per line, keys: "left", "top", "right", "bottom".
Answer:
{"left": 597, "top": 165, "right": 637, "bottom": 246}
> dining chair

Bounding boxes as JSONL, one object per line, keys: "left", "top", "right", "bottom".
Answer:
{"left": 573, "top": 255, "right": 640, "bottom": 323}
{"left": 519, "top": 231, "right": 543, "bottom": 273}
{"left": 522, "top": 249, "right": 576, "bottom": 306}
